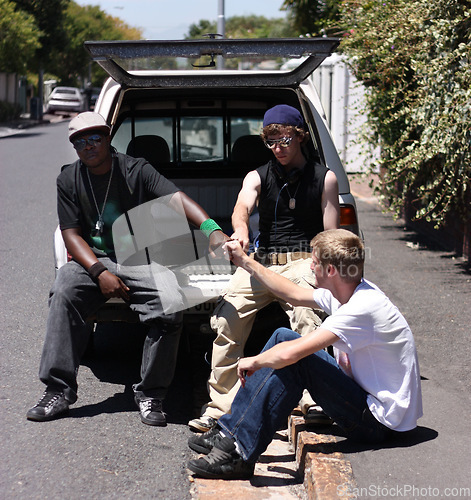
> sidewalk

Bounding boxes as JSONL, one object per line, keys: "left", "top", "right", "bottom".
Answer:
{"left": 348, "top": 172, "right": 380, "bottom": 204}
{"left": 0, "top": 113, "right": 67, "bottom": 138}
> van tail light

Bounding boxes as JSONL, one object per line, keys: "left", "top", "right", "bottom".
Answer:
{"left": 339, "top": 204, "right": 359, "bottom": 234}
{"left": 340, "top": 205, "right": 357, "bottom": 226}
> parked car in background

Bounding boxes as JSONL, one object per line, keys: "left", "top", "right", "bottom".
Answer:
{"left": 46, "top": 86, "right": 86, "bottom": 114}
{"left": 55, "top": 38, "right": 362, "bottom": 329}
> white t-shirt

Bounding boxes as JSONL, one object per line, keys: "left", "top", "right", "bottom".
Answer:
{"left": 313, "top": 279, "right": 423, "bottom": 432}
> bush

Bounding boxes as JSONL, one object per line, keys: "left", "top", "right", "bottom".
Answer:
{"left": 0, "top": 100, "right": 22, "bottom": 122}
{"left": 339, "top": 0, "right": 471, "bottom": 228}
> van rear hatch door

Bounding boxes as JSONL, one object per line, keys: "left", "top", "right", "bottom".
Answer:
{"left": 84, "top": 38, "right": 339, "bottom": 89}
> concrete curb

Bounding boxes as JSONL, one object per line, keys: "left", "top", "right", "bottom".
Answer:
{"left": 288, "top": 414, "right": 357, "bottom": 499}
{"left": 189, "top": 414, "right": 357, "bottom": 500}
{"left": 348, "top": 173, "right": 380, "bottom": 205}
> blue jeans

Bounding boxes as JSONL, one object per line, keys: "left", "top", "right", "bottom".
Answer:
{"left": 38, "top": 258, "right": 182, "bottom": 403}
{"left": 218, "top": 328, "right": 395, "bottom": 462}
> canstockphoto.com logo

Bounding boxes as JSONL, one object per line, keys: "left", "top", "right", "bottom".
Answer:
{"left": 337, "top": 483, "right": 471, "bottom": 498}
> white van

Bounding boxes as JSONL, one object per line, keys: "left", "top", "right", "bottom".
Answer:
{"left": 55, "top": 38, "right": 361, "bottom": 325}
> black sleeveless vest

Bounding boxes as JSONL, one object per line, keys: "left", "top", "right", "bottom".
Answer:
{"left": 256, "top": 159, "right": 328, "bottom": 253}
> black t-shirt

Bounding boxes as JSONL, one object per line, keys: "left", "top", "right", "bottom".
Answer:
{"left": 57, "top": 152, "right": 179, "bottom": 257}
{"left": 256, "top": 159, "right": 328, "bottom": 253}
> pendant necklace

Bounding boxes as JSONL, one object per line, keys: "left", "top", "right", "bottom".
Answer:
{"left": 286, "top": 181, "right": 301, "bottom": 210}
{"left": 86, "top": 166, "right": 114, "bottom": 235}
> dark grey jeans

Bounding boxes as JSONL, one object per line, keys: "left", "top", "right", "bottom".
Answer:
{"left": 38, "top": 258, "right": 183, "bottom": 404}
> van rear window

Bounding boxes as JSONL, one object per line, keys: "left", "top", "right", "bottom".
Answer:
{"left": 111, "top": 115, "right": 266, "bottom": 165}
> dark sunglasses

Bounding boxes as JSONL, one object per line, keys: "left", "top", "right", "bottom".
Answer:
{"left": 264, "top": 136, "right": 294, "bottom": 149}
{"left": 72, "top": 134, "right": 103, "bottom": 152}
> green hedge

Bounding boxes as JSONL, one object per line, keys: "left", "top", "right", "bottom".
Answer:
{"left": 0, "top": 100, "right": 22, "bottom": 122}
{"left": 340, "top": 0, "right": 471, "bottom": 228}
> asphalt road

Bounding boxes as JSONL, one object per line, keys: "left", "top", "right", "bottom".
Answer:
{"left": 342, "top": 197, "right": 471, "bottom": 498}
{"left": 0, "top": 120, "right": 197, "bottom": 499}
{"left": 1, "top": 120, "right": 470, "bottom": 499}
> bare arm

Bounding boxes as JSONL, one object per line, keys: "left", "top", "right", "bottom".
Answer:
{"left": 237, "top": 327, "right": 338, "bottom": 386}
{"left": 171, "top": 191, "right": 229, "bottom": 252}
{"left": 62, "top": 227, "right": 130, "bottom": 300}
{"left": 231, "top": 170, "right": 261, "bottom": 252}
{"left": 174, "top": 191, "right": 216, "bottom": 227}
{"left": 224, "top": 240, "right": 319, "bottom": 308}
{"left": 322, "top": 170, "right": 340, "bottom": 230}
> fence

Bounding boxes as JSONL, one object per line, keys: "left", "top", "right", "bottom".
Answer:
{"left": 310, "top": 53, "right": 379, "bottom": 173}
{"left": 0, "top": 73, "right": 17, "bottom": 104}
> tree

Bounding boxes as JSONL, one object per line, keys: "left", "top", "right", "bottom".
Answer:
{"left": 0, "top": 0, "right": 41, "bottom": 73}
{"left": 187, "top": 19, "right": 216, "bottom": 39}
{"left": 8, "top": 1, "right": 143, "bottom": 88}
{"left": 187, "top": 15, "right": 294, "bottom": 40}
{"left": 12, "top": 0, "right": 70, "bottom": 74}
{"left": 281, "top": 0, "right": 341, "bottom": 36}
{"left": 55, "top": 2, "right": 142, "bottom": 86}
{"left": 186, "top": 15, "right": 295, "bottom": 68}
{"left": 340, "top": 0, "right": 471, "bottom": 229}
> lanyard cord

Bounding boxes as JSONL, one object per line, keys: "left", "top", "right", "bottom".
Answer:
{"left": 274, "top": 182, "right": 288, "bottom": 248}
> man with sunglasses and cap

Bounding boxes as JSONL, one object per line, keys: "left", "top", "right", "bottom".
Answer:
{"left": 26, "top": 111, "right": 228, "bottom": 426}
{"left": 188, "top": 104, "right": 340, "bottom": 433}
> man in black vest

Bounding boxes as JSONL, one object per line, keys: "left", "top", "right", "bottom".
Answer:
{"left": 189, "top": 105, "right": 340, "bottom": 433}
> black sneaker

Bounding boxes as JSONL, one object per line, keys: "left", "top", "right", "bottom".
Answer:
{"left": 188, "top": 426, "right": 222, "bottom": 454}
{"left": 187, "top": 436, "right": 255, "bottom": 480}
{"left": 26, "top": 390, "right": 69, "bottom": 422}
{"left": 304, "top": 404, "right": 334, "bottom": 426}
{"left": 135, "top": 397, "right": 166, "bottom": 426}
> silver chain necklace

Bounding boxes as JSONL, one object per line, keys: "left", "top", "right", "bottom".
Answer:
{"left": 86, "top": 166, "right": 114, "bottom": 235}
{"left": 286, "top": 181, "right": 301, "bottom": 210}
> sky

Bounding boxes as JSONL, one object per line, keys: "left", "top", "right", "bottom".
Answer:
{"left": 76, "top": 0, "right": 287, "bottom": 40}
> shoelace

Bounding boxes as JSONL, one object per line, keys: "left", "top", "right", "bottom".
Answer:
{"left": 140, "top": 399, "right": 162, "bottom": 414}
{"left": 204, "top": 446, "right": 234, "bottom": 465}
{"left": 36, "top": 391, "right": 61, "bottom": 409}
{"left": 198, "top": 428, "right": 221, "bottom": 448}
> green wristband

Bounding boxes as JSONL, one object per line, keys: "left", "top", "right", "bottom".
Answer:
{"left": 200, "top": 218, "right": 222, "bottom": 238}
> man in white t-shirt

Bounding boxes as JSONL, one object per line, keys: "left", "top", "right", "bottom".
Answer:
{"left": 187, "top": 229, "right": 423, "bottom": 480}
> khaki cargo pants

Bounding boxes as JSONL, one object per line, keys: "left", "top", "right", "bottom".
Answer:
{"left": 203, "top": 255, "right": 323, "bottom": 419}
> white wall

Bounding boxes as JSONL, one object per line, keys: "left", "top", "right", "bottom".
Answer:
{"left": 0, "top": 73, "right": 18, "bottom": 103}
{"left": 311, "top": 53, "right": 379, "bottom": 173}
